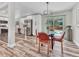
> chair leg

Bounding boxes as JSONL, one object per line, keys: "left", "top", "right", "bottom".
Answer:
{"left": 51, "top": 39, "right": 55, "bottom": 50}
{"left": 47, "top": 42, "right": 50, "bottom": 56}
{"left": 52, "top": 41, "right": 55, "bottom": 50}
{"left": 61, "top": 42, "right": 63, "bottom": 55}
{"left": 49, "top": 40, "right": 52, "bottom": 52}
{"left": 38, "top": 42, "right": 40, "bottom": 53}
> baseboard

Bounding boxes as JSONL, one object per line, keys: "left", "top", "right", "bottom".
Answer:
{"left": 73, "top": 40, "right": 79, "bottom": 47}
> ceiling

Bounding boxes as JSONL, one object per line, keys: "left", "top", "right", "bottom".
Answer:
{"left": 0, "top": 2, "right": 77, "bottom": 17}
{"left": 16, "top": 2, "right": 77, "bottom": 15}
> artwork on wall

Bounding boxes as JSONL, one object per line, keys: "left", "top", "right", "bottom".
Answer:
{"left": 47, "top": 16, "right": 64, "bottom": 30}
{"left": 47, "top": 15, "right": 64, "bottom": 34}
{"left": 47, "top": 20, "right": 53, "bottom": 31}
{"left": 54, "top": 19, "right": 63, "bottom": 30}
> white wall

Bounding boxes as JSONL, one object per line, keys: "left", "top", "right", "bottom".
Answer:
{"left": 72, "top": 3, "right": 79, "bottom": 46}
{"left": 41, "top": 15, "right": 48, "bottom": 33}
{"left": 53, "top": 10, "right": 72, "bottom": 26}
{"left": 32, "top": 15, "right": 42, "bottom": 35}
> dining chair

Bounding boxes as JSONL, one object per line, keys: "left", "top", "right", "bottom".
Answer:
{"left": 38, "top": 32, "right": 51, "bottom": 56}
{"left": 53, "top": 32, "right": 65, "bottom": 55}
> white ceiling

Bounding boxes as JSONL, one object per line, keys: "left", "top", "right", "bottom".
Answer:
{"left": 16, "top": 2, "right": 77, "bottom": 15}
{"left": 0, "top": 2, "right": 77, "bottom": 17}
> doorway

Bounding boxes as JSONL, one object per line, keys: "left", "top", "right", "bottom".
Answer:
{"left": 24, "top": 19, "right": 33, "bottom": 36}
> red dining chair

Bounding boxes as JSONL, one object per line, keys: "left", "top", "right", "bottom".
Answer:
{"left": 53, "top": 32, "right": 65, "bottom": 55}
{"left": 38, "top": 32, "right": 51, "bottom": 56}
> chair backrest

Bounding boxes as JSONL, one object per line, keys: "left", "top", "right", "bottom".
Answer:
{"left": 38, "top": 32, "right": 49, "bottom": 43}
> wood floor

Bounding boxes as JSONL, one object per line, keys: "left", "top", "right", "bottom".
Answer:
{"left": 0, "top": 33, "right": 79, "bottom": 57}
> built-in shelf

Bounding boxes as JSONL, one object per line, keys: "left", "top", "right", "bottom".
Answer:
{"left": 0, "top": 20, "right": 8, "bottom": 29}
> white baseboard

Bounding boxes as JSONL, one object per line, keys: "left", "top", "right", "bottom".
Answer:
{"left": 73, "top": 40, "right": 79, "bottom": 47}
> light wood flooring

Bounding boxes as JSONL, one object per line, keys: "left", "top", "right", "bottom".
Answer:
{"left": 0, "top": 33, "right": 79, "bottom": 57}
